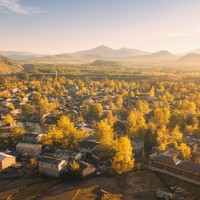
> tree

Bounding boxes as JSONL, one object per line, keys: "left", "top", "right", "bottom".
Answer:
{"left": 11, "top": 127, "right": 26, "bottom": 141}
{"left": 114, "top": 95, "right": 123, "bottom": 109}
{"left": 4, "top": 114, "right": 15, "bottom": 123}
{"left": 136, "top": 100, "right": 150, "bottom": 115}
{"left": 69, "top": 161, "right": 81, "bottom": 177}
{"left": 157, "top": 126, "right": 169, "bottom": 151}
{"left": 152, "top": 108, "right": 170, "bottom": 128}
{"left": 157, "top": 126, "right": 183, "bottom": 151}
{"left": 149, "top": 86, "right": 155, "bottom": 97}
{"left": 95, "top": 119, "right": 115, "bottom": 158}
{"left": 87, "top": 103, "right": 103, "bottom": 118}
{"left": 111, "top": 136, "right": 134, "bottom": 174}
{"left": 39, "top": 97, "right": 54, "bottom": 117}
{"left": 169, "top": 126, "right": 183, "bottom": 144}
{"left": 105, "top": 111, "right": 117, "bottom": 127}
{"left": 42, "top": 116, "right": 88, "bottom": 149}
{"left": 26, "top": 158, "right": 38, "bottom": 172}
{"left": 21, "top": 104, "right": 36, "bottom": 116}
{"left": 126, "top": 110, "right": 147, "bottom": 138}
{"left": 32, "top": 92, "right": 41, "bottom": 105}
{"left": 178, "top": 143, "right": 191, "bottom": 160}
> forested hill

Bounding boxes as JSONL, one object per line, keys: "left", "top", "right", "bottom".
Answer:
{"left": 0, "top": 55, "right": 23, "bottom": 74}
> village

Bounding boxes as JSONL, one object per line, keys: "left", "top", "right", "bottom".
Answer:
{"left": 1, "top": 75, "right": 200, "bottom": 200}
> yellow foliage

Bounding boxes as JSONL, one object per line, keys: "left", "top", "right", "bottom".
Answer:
{"left": 42, "top": 116, "right": 88, "bottom": 149}
{"left": 111, "top": 136, "right": 134, "bottom": 174}
{"left": 11, "top": 127, "right": 26, "bottom": 140}
{"left": 177, "top": 143, "right": 191, "bottom": 160}
{"left": 4, "top": 114, "right": 15, "bottom": 123}
{"left": 126, "top": 110, "right": 147, "bottom": 138}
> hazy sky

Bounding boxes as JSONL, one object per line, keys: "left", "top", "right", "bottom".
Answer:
{"left": 0, "top": 0, "right": 200, "bottom": 54}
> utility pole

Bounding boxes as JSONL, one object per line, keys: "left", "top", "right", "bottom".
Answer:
{"left": 56, "top": 70, "right": 58, "bottom": 80}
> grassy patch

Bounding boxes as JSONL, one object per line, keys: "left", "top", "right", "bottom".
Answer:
{"left": 11, "top": 179, "right": 59, "bottom": 200}
{"left": 123, "top": 170, "right": 168, "bottom": 200}
{"left": 73, "top": 185, "right": 122, "bottom": 200}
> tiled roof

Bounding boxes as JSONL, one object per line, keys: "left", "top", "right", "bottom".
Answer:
{"left": 154, "top": 155, "right": 181, "bottom": 166}
{"left": 178, "top": 160, "right": 200, "bottom": 174}
{"left": 39, "top": 156, "right": 64, "bottom": 165}
{"left": 79, "top": 140, "right": 99, "bottom": 151}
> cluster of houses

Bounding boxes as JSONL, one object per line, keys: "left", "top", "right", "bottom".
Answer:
{"left": 149, "top": 148, "right": 200, "bottom": 186}
{"left": 1, "top": 85, "right": 200, "bottom": 198}
{"left": 0, "top": 130, "right": 100, "bottom": 178}
{"left": 0, "top": 86, "right": 147, "bottom": 178}
{"left": 0, "top": 127, "right": 145, "bottom": 178}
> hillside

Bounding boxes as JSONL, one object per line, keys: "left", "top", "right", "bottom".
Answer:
{"left": 177, "top": 53, "right": 200, "bottom": 64}
{"left": 0, "top": 51, "right": 46, "bottom": 60}
{"left": 90, "top": 60, "right": 120, "bottom": 67}
{"left": 136, "top": 50, "right": 178, "bottom": 61}
{"left": 0, "top": 55, "right": 23, "bottom": 74}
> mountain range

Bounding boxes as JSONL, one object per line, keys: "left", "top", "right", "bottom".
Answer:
{"left": 1, "top": 45, "right": 200, "bottom": 65}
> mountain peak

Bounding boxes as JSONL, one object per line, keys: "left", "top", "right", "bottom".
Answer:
{"left": 93, "top": 45, "right": 113, "bottom": 50}
{"left": 156, "top": 50, "right": 173, "bottom": 55}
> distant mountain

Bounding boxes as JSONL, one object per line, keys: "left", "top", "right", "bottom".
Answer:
{"left": 136, "top": 50, "right": 178, "bottom": 61}
{"left": 180, "top": 49, "right": 200, "bottom": 56}
{"left": 69, "top": 45, "right": 149, "bottom": 58}
{"left": 37, "top": 54, "right": 73, "bottom": 61}
{"left": 90, "top": 60, "right": 120, "bottom": 67}
{"left": 0, "top": 46, "right": 183, "bottom": 62}
{"left": 177, "top": 53, "right": 200, "bottom": 64}
{"left": 0, "top": 51, "right": 47, "bottom": 60}
{"left": 0, "top": 55, "right": 23, "bottom": 74}
{"left": 115, "top": 48, "right": 150, "bottom": 57}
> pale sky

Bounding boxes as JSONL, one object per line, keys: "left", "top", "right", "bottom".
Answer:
{"left": 0, "top": 0, "right": 200, "bottom": 54}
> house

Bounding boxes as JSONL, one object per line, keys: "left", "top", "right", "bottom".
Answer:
{"left": 16, "top": 142, "right": 42, "bottom": 156}
{"left": 39, "top": 156, "right": 68, "bottom": 177}
{"left": 22, "top": 132, "right": 43, "bottom": 144}
{"left": 79, "top": 161, "right": 97, "bottom": 177}
{"left": 9, "top": 88, "right": 19, "bottom": 94}
{"left": 149, "top": 148, "right": 200, "bottom": 185}
{"left": 0, "top": 122, "right": 16, "bottom": 130}
{"left": 131, "top": 138, "right": 144, "bottom": 153}
{"left": 0, "top": 152, "right": 16, "bottom": 171}
{"left": 79, "top": 139, "right": 99, "bottom": 159}
{"left": 44, "top": 149, "right": 81, "bottom": 161}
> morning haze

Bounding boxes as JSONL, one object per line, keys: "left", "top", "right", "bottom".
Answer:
{"left": 1, "top": 1, "right": 200, "bottom": 200}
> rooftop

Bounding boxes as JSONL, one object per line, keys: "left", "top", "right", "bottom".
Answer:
{"left": 79, "top": 139, "right": 99, "bottom": 151}
{"left": 178, "top": 160, "right": 200, "bottom": 174}
{"left": 0, "top": 152, "right": 15, "bottom": 161}
{"left": 16, "top": 142, "right": 42, "bottom": 148}
{"left": 39, "top": 156, "right": 64, "bottom": 165}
